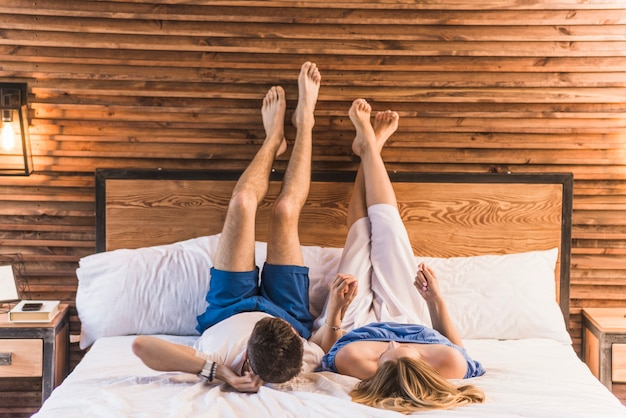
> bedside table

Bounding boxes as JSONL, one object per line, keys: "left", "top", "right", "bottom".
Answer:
{"left": 0, "top": 304, "right": 70, "bottom": 408}
{"left": 582, "top": 307, "right": 626, "bottom": 404}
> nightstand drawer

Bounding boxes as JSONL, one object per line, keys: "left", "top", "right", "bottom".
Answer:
{"left": 582, "top": 308, "right": 626, "bottom": 405}
{"left": 613, "top": 344, "right": 626, "bottom": 383}
{"left": 0, "top": 339, "right": 43, "bottom": 377}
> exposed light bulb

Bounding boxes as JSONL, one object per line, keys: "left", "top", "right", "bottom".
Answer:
{"left": 1, "top": 121, "right": 15, "bottom": 151}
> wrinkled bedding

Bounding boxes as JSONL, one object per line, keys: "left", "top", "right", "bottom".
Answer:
{"left": 34, "top": 335, "right": 626, "bottom": 418}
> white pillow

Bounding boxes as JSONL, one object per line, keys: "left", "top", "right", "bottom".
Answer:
{"left": 416, "top": 247, "right": 571, "bottom": 344}
{"left": 76, "top": 235, "right": 219, "bottom": 349}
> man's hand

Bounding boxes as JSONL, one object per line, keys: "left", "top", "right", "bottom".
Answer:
{"left": 216, "top": 364, "right": 264, "bottom": 393}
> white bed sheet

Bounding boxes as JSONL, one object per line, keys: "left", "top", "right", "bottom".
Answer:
{"left": 35, "top": 335, "right": 626, "bottom": 418}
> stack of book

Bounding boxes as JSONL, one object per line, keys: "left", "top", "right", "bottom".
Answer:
{"left": 8, "top": 300, "right": 60, "bottom": 322}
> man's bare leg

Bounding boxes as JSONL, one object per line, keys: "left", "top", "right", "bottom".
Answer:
{"left": 347, "top": 109, "right": 399, "bottom": 229}
{"left": 213, "top": 86, "right": 287, "bottom": 271}
{"left": 349, "top": 99, "right": 397, "bottom": 212}
{"left": 267, "top": 61, "right": 321, "bottom": 265}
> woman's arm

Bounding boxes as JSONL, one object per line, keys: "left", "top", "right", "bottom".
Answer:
{"left": 310, "top": 273, "right": 357, "bottom": 353}
{"left": 414, "top": 263, "right": 463, "bottom": 347}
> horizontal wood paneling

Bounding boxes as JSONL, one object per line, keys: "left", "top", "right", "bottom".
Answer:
{"left": 0, "top": 0, "right": 625, "bottom": 412}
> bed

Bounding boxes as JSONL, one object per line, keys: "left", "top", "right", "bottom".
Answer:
{"left": 34, "top": 168, "right": 626, "bottom": 418}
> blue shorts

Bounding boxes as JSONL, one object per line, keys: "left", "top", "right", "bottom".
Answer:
{"left": 196, "top": 263, "right": 313, "bottom": 339}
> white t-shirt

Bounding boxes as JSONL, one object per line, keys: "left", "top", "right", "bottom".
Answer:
{"left": 193, "top": 311, "right": 324, "bottom": 374}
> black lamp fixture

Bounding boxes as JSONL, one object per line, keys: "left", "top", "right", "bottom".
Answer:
{"left": 0, "top": 82, "right": 32, "bottom": 175}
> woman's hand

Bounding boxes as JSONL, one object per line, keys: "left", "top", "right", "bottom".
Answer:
{"left": 414, "top": 262, "right": 442, "bottom": 302}
{"left": 216, "top": 364, "right": 264, "bottom": 393}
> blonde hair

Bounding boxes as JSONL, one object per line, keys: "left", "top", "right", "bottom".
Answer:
{"left": 350, "top": 357, "right": 485, "bottom": 414}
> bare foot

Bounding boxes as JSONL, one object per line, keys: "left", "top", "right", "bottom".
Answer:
{"left": 349, "top": 99, "right": 376, "bottom": 157}
{"left": 262, "top": 85, "right": 287, "bottom": 156}
{"left": 293, "top": 61, "right": 321, "bottom": 128}
{"left": 372, "top": 110, "right": 399, "bottom": 152}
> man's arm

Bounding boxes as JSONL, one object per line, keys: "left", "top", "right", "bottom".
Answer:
{"left": 132, "top": 335, "right": 204, "bottom": 372}
{"left": 132, "top": 335, "right": 263, "bottom": 392}
{"left": 310, "top": 273, "right": 357, "bottom": 353}
{"left": 414, "top": 263, "right": 463, "bottom": 347}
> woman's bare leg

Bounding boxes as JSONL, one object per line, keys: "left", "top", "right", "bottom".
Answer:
{"left": 213, "top": 86, "right": 287, "bottom": 271}
{"left": 314, "top": 107, "right": 400, "bottom": 334}
{"left": 349, "top": 99, "right": 397, "bottom": 210}
{"left": 350, "top": 100, "right": 429, "bottom": 324}
{"left": 347, "top": 109, "right": 399, "bottom": 229}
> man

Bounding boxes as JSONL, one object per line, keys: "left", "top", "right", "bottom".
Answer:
{"left": 132, "top": 61, "right": 352, "bottom": 392}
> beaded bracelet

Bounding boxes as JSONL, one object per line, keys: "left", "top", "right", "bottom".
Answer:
{"left": 199, "top": 360, "right": 217, "bottom": 382}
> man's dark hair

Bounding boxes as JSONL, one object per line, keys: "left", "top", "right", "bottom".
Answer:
{"left": 247, "top": 317, "right": 304, "bottom": 383}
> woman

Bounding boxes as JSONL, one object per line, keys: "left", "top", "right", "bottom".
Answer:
{"left": 311, "top": 99, "right": 486, "bottom": 413}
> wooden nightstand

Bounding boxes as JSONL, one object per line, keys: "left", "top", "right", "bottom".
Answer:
{"left": 0, "top": 304, "right": 70, "bottom": 416}
{"left": 582, "top": 307, "right": 626, "bottom": 404}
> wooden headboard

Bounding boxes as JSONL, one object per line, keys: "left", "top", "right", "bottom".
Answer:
{"left": 95, "top": 169, "right": 573, "bottom": 324}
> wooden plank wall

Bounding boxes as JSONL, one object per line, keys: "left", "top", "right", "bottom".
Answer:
{"left": 0, "top": 0, "right": 625, "bottom": 414}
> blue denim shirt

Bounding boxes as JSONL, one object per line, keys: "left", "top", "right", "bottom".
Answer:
{"left": 320, "top": 322, "right": 485, "bottom": 379}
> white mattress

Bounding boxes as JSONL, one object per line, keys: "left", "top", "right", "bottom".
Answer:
{"left": 35, "top": 335, "right": 626, "bottom": 418}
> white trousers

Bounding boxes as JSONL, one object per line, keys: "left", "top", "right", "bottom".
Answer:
{"left": 313, "top": 204, "right": 430, "bottom": 334}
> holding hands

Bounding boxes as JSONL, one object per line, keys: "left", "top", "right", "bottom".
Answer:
{"left": 327, "top": 273, "right": 358, "bottom": 319}
{"left": 313, "top": 273, "right": 358, "bottom": 353}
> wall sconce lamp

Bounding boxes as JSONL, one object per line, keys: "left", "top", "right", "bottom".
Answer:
{"left": 0, "top": 82, "right": 32, "bottom": 175}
